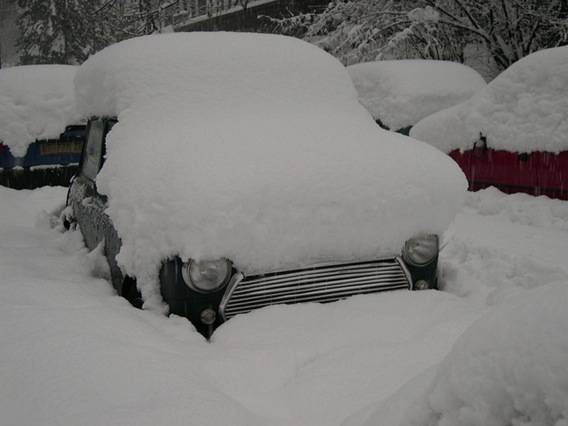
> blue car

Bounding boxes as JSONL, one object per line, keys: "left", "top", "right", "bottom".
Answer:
{"left": 0, "top": 125, "right": 85, "bottom": 189}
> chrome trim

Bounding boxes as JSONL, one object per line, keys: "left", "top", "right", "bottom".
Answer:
{"left": 402, "top": 234, "right": 439, "bottom": 267}
{"left": 181, "top": 258, "right": 233, "bottom": 294}
{"left": 223, "top": 282, "right": 409, "bottom": 314}
{"left": 239, "top": 257, "right": 392, "bottom": 277}
{"left": 395, "top": 256, "right": 414, "bottom": 290}
{"left": 239, "top": 264, "right": 402, "bottom": 288}
{"left": 220, "top": 258, "right": 410, "bottom": 320}
{"left": 219, "top": 272, "right": 244, "bottom": 321}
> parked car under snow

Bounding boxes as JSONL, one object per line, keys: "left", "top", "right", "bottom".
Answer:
{"left": 65, "top": 33, "right": 466, "bottom": 337}
{"left": 410, "top": 47, "right": 568, "bottom": 200}
{"left": 0, "top": 65, "right": 85, "bottom": 189}
{"left": 347, "top": 60, "right": 486, "bottom": 134}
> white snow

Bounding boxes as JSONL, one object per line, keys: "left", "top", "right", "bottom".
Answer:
{"left": 1, "top": 185, "right": 567, "bottom": 426}
{"left": 347, "top": 60, "right": 486, "bottom": 130}
{"left": 0, "top": 65, "right": 81, "bottom": 157}
{"left": 359, "top": 282, "right": 568, "bottom": 426}
{"left": 74, "top": 32, "right": 466, "bottom": 306}
{"left": 0, "top": 185, "right": 480, "bottom": 426}
{"left": 405, "top": 282, "right": 568, "bottom": 426}
{"left": 410, "top": 47, "right": 568, "bottom": 153}
{"left": 344, "top": 188, "right": 568, "bottom": 426}
{"left": 1, "top": 36, "right": 563, "bottom": 426}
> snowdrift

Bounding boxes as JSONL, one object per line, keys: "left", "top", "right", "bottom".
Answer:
{"left": 411, "top": 47, "right": 568, "bottom": 153}
{"left": 0, "top": 65, "right": 81, "bottom": 157}
{"left": 347, "top": 60, "right": 486, "bottom": 130}
{"left": 349, "top": 282, "right": 568, "bottom": 426}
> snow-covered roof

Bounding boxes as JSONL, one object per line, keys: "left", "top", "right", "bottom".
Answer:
{"left": 0, "top": 65, "right": 81, "bottom": 157}
{"left": 347, "top": 60, "right": 486, "bottom": 130}
{"left": 75, "top": 33, "right": 466, "bottom": 304}
{"left": 410, "top": 47, "right": 568, "bottom": 153}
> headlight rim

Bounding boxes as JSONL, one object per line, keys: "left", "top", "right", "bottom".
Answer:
{"left": 402, "top": 234, "right": 439, "bottom": 267}
{"left": 181, "top": 258, "right": 233, "bottom": 293}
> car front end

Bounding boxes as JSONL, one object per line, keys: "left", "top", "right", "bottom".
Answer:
{"left": 160, "top": 234, "right": 439, "bottom": 337}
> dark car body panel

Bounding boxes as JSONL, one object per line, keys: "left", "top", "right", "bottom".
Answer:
{"left": 67, "top": 119, "right": 125, "bottom": 294}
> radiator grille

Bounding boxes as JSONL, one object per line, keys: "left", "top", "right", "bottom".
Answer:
{"left": 220, "top": 258, "right": 410, "bottom": 320}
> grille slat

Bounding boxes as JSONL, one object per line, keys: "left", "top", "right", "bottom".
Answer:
{"left": 229, "top": 275, "right": 407, "bottom": 301}
{"left": 241, "top": 264, "right": 401, "bottom": 286}
{"left": 220, "top": 258, "right": 410, "bottom": 320}
{"left": 237, "top": 267, "right": 403, "bottom": 291}
{"left": 224, "top": 282, "right": 409, "bottom": 314}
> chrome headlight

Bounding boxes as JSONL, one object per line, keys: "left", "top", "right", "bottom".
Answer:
{"left": 402, "top": 234, "right": 439, "bottom": 266}
{"left": 182, "top": 259, "right": 232, "bottom": 293}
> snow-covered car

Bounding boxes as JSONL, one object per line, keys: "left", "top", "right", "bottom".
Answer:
{"left": 0, "top": 65, "right": 85, "bottom": 189}
{"left": 347, "top": 60, "right": 486, "bottom": 134}
{"left": 410, "top": 47, "right": 568, "bottom": 200}
{"left": 65, "top": 33, "right": 466, "bottom": 337}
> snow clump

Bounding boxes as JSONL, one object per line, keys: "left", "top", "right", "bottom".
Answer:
{"left": 401, "top": 282, "right": 568, "bottom": 426}
{"left": 411, "top": 46, "right": 568, "bottom": 153}
{"left": 0, "top": 65, "right": 81, "bottom": 157}
{"left": 347, "top": 60, "right": 486, "bottom": 130}
{"left": 75, "top": 33, "right": 467, "bottom": 306}
{"left": 345, "top": 283, "right": 568, "bottom": 426}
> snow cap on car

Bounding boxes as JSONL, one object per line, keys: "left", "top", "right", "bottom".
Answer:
{"left": 0, "top": 65, "right": 81, "bottom": 157}
{"left": 348, "top": 60, "right": 486, "bottom": 131}
{"left": 74, "top": 33, "right": 467, "bottom": 305}
{"left": 411, "top": 46, "right": 568, "bottom": 153}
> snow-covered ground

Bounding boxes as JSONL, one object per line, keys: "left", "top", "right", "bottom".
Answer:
{"left": 1, "top": 186, "right": 567, "bottom": 426}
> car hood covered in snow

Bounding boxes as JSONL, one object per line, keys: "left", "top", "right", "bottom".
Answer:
{"left": 75, "top": 33, "right": 466, "bottom": 290}
{"left": 410, "top": 46, "right": 568, "bottom": 153}
{"left": 0, "top": 65, "right": 81, "bottom": 157}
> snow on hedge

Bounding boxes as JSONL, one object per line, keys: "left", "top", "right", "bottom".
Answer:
{"left": 347, "top": 60, "right": 486, "bottom": 130}
{"left": 75, "top": 33, "right": 467, "bottom": 306}
{"left": 0, "top": 65, "right": 81, "bottom": 157}
{"left": 410, "top": 47, "right": 568, "bottom": 153}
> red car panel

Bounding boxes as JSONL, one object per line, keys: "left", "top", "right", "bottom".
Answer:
{"left": 449, "top": 148, "right": 568, "bottom": 200}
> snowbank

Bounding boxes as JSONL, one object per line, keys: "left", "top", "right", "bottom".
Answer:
{"left": 347, "top": 60, "right": 486, "bottom": 130}
{"left": 439, "top": 188, "right": 568, "bottom": 306}
{"left": 0, "top": 65, "right": 81, "bottom": 157}
{"left": 0, "top": 186, "right": 262, "bottom": 426}
{"left": 75, "top": 33, "right": 466, "bottom": 304}
{"left": 401, "top": 282, "right": 568, "bottom": 426}
{"left": 411, "top": 47, "right": 568, "bottom": 153}
{"left": 464, "top": 187, "right": 568, "bottom": 231}
{"left": 347, "top": 283, "right": 568, "bottom": 426}
{"left": 0, "top": 185, "right": 481, "bottom": 426}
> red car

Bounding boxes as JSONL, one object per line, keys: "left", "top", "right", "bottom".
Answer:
{"left": 411, "top": 47, "right": 568, "bottom": 201}
{"left": 449, "top": 140, "right": 568, "bottom": 200}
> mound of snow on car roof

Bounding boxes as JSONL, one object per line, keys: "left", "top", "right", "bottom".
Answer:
{"left": 347, "top": 60, "right": 486, "bottom": 130}
{"left": 411, "top": 47, "right": 568, "bottom": 153}
{"left": 75, "top": 33, "right": 466, "bottom": 306}
{"left": 0, "top": 65, "right": 80, "bottom": 157}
